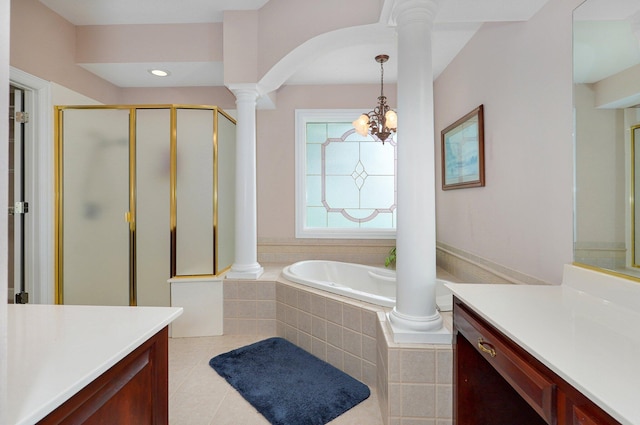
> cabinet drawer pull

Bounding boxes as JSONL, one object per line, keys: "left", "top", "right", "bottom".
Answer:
{"left": 478, "top": 337, "right": 497, "bottom": 357}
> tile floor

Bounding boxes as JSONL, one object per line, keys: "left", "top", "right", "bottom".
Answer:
{"left": 168, "top": 334, "right": 384, "bottom": 425}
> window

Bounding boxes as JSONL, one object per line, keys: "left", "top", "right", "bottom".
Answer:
{"left": 295, "top": 110, "right": 396, "bottom": 239}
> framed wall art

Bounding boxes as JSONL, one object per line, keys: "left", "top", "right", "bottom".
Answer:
{"left": 441, "top": 105, "right": 485, "bottom": 190}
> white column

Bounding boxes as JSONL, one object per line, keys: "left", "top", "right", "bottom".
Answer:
{"left": 227, "top": 84, "right": 264, "bottom": 279}
{"left": 388, "top": 0, "right": 450, "bottom": 343}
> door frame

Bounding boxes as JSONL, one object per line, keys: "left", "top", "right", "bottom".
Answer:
{"left": 9, "top": 67, "right": 54, "bottom": 304}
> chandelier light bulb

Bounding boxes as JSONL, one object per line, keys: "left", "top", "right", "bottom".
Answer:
{"left": 385, "top": 110, "right": 398, "bottom": 130}
{"left": 353, "top": 114, "right": 370, "bottom": 137}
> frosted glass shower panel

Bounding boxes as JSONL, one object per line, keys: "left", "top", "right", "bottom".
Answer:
{"left": 215, "top": 111, "right": 236, "bottom": 273}
{"left": 62, "top": 108, "right": 130, "bottom": 305}
{"left": 176, "top": 109, "right": 214, "bottom": 276}
{"left": 634, "top": 126, "right": 640, "bottom": 268}
{"left": 136, "top": 109, "right": 171, "bottom": 305}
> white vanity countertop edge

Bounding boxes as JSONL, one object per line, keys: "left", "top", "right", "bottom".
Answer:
{"left": 8, "top": 304, "right": 183, "bottom": 425}
{"left": 446, "top": 281, "right": 640, "bottom": 425}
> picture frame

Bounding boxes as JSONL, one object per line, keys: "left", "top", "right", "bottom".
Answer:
{"left": 441, "top": 104, "right": 485, "bottom": 190}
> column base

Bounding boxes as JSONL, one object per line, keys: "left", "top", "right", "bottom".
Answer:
{"left": 227, "top": 263, "right": 264, "bottom": 280}
{"left": 387, "top": 308, "right": 451, "bottom": 344}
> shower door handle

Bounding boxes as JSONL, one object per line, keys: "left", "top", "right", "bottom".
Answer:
{"left": 124, "top": 211, "right": 135, "bottom": 231}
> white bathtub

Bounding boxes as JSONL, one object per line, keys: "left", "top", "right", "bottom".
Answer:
{"left": 281, "top": 260, "right": 453, "bottom": 311}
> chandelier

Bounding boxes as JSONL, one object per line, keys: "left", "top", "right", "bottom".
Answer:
{"left": 352, "top": 54, "right": 397, "bottom": 144}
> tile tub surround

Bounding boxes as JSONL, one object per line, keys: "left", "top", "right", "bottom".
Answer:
{"left": 223, "top": 265, "right": 456, "bottom": 424}
{"left": 275, "top": 278, "right": 380, "bottom": 387}
{"left": 376, "top": 312, "right": 454, "bottom": 425}
{"left": 223, "top": 277, "right": 277, "bottom": 336}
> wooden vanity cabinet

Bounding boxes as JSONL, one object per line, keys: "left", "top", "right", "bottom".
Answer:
{"left": 453, "top": 298, "right": 620, "bottom": 425}
{"left": 557, "top": 384, "right": 621, "bottom": 425}
{"left": 38, "top": 327, "right": 169, "bottom": 425}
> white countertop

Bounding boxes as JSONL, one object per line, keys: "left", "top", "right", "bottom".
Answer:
{"left": 447, "top": 265, "right": 640, "bottom": 425}
{"left": 7, "top": 304, "right": 182, "bottom": 425}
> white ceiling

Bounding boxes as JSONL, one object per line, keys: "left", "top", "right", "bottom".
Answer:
{"left": 38, "top": 0, "right": 554, "bottom": 88}
{"left": 39, "top": 0, "right": 271, "bottom": 25}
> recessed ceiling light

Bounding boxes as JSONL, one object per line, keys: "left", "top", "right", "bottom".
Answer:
{"left": 149, "top": 69, "right": 170, "bottom": 77}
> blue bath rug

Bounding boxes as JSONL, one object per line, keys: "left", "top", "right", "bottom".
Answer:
{"left": 209, "top": 337, "right": 370, "bottom": 425}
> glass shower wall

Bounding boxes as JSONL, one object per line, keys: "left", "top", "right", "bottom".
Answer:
{"left": 136, "top": 108, "right": 171, "bottom": 306}
{"left": 59, "top": 108, "right": 130, "bottom": 306}
{"left": 56, "top": 105, "right": 236, "bottom": 306}
{"left": 216, "top": 112, "right": 236, "bottom": 274}
{"left": 175, "top": 109, "right": 215, "bottom": 276}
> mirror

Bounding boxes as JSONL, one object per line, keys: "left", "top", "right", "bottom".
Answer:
{"left": 573, "top": 0, "right": 640, "bottom": 278}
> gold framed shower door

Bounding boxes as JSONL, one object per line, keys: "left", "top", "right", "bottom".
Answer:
{"left": 54, "top": 104, "right": 236, "bottom": 306}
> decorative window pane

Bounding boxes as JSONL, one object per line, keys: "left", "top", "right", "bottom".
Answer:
{"left": 327, "top": 123, "right": 353, "bottom": 138}
{"left": 306, "top": 144, "right": 322, "bottom": 175}
{"left": 295, "top": 110, "right": 396, "bottom": 239}
{"left": 307, "top": 207, "right": 328, "bottom": 227}
{"left": 307, "top": 123, "right": 328, "bottom": 143}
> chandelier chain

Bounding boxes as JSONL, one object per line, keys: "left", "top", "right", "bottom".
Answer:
{"left": 380, "top": 59, "right": 385, "bottom": 98}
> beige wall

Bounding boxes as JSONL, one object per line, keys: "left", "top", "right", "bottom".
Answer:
{"left": 574, "top": 83, "right": 625, "bottom": 245}
{"left": 433, "top": 0, "right": 581, "bottom": 284}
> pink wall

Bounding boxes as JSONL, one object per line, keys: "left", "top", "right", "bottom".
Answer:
{"left": 256, "top": 84, "right": 396, "bottom": 239}
{"left": 8, "top": 0, "right": 583, "bottom": 284}
{"left": 10, "top": 0, "right": 121, "bottom": 104}
{"left": 433, "top": 0, "right": 582, "bottom": 284}
{"left": 119, "top": 86, "right": 236, "bottom": 108}
{"left": 76, "top": 23, "right": 223, "bottom": 64}
{"left": 256, "top": 0, "right": 382, "bottom": 78}
{"left": 11, "top": 0, "right": 231, "bottom": 106}
{"left": 223, "top": 11, "right": 259, "bottom": 84}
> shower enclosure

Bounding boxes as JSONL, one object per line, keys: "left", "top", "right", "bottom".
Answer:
{"left": 55, "top": 105, "right": 236, "bottom": 306}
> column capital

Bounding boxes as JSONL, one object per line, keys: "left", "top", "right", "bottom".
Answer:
{"left": 227, "top": 83, "right": 262, "bottom": 101}
{"left": 388, "top": 0, "right": 443, "bottom": 27}
{"left": 228, "top": 83, "right": 277, "bottom": 110}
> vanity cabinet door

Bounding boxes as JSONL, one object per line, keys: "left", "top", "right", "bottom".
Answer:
{"left": 573, "top": 406, "right": 602, "bottom": 425}
{"left": 454, "top": 302, "right": 556, "bottom": 424}
{"left": 454, "top": 302, "right": 555, "bottom": 425}
{"left": 557, "top": 390, "right": 620, "bottom": 425}
{"left": 455, "top": 331, "right": 551, "bottom": 425}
